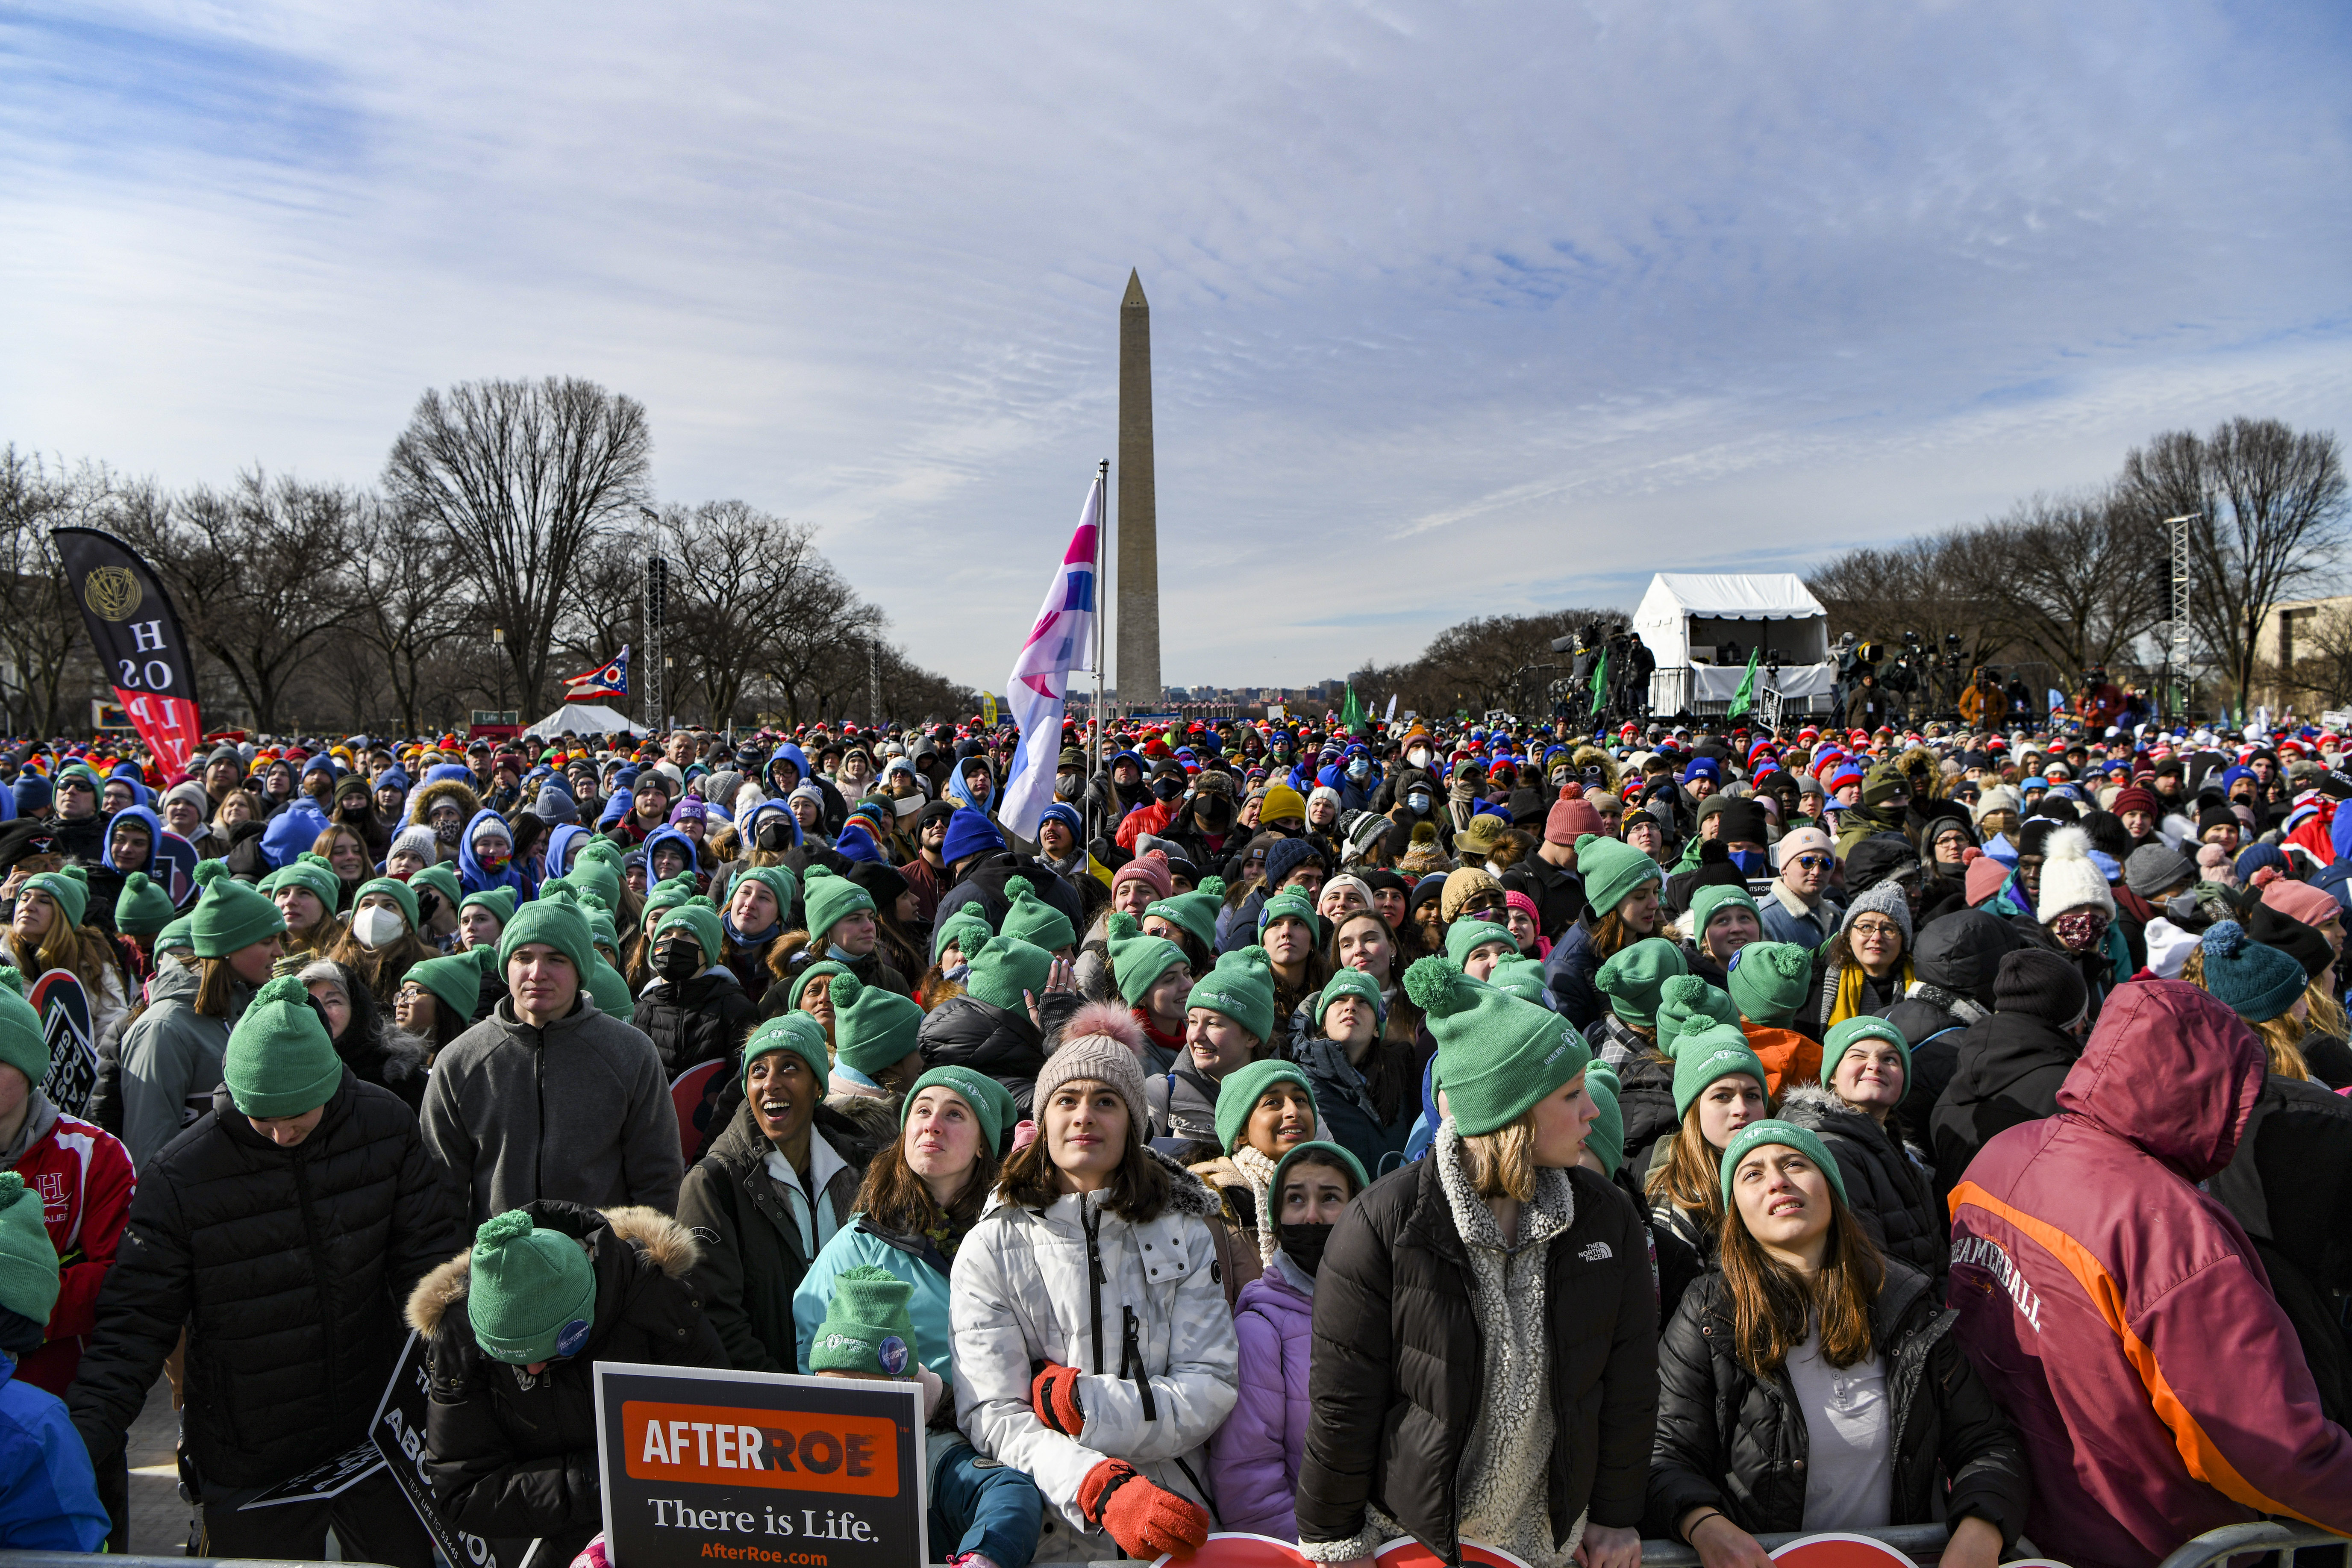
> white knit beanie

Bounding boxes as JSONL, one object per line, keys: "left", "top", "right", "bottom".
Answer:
{"left": 2033, "top": 825, "right": 2116, "bottom": 925}
{"left": 1035, "top": 1004, "right": 1152, "bottom": 1132}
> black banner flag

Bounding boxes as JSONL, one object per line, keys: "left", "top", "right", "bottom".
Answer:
{"left": 50, "top": 527, "right": 202, "bottom": 774}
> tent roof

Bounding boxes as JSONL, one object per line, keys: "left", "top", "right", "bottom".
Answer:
{"left": 521, "top": 702, "right": 647, "bottom": 739}
{"left": 1634, "top": 573, "right": 1826, "bottom": 621}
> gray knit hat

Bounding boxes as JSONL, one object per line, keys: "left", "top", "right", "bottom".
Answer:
{"left": 2123, "top": 842, "right": 2196, "bottom": 900}
{"left": 1033, "top": 1007, "right": 1152, "bottom": 1133}
{"left": 1839, "top": 878, "right": 1913, "bottom": 949}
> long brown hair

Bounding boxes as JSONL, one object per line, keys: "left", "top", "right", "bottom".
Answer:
{"left": 1646, "top": 1098, "right": 1729, "bottom": 1221}
{"left": 1459, "top": 1114, "right": 1536, "bottom": 1202}
{"left": 1717, "top": 1174, "right": 1885, "bottom": 1376}
{"left": 1326, "top": 910, "right": 1423, "bottom": 1050}
{"left": 194, "top": 955, "right": 246, "bottom": 1020}
{"left": 1589, "top": 906, "right": 1643, "bottom": 962}
{"left": 997, "top": 1100, "right": 1171, "bottom": 1223}
{"left": 853, "top": 1128, "right": 1001, "bottom": 1241}
{"left": 6, "top": 913, "right": 117, "bottom": 999}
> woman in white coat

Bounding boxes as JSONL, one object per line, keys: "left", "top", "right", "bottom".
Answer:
{"left": 950, "top": 1001, "right": 1238, "bottom": 1560}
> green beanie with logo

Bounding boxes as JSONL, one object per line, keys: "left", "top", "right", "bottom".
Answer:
{"left": 1314, "top": 965, "right": 1385, "bottom": 1028}
{"left": 1256, "top": 889, "right": 1320, "bottom": 943}
{"left": 114, "top": 871, "right": 178, "bottom": 938}
{"left": 189, "top": 860, "right": 287, "bottom": 958}
{"left": 559, "top": 855, "right": 622, "bottom": 913}
{"left": 1719, "top": 1118, "right": 1849, "bottom": 1211}
{"left": 932, "top": 908, "right": 994, "bottom": 966}
{"left": 460, "top": 885, "right": 517, "bottom": 927}
{"left": 809, "top": 1264, "right": 919, "bottom": 1377}
{"left": 1593, "top": 937, "right": 1688, "bottom": 1030}
{"left": 23, "top": 867, "right": 88, "bottom": 930}
{"left": 1726, "top": 941, "right": 1814, "bottom": 1027}
{"left": 654, "top": 896, "right": 724, "bottom": 968}
{"left": 156, "top": 916, "right": 195, "bottom": 956}
{"left": 1687, "top": 883, "right": 1760, "bottom": 940}
{"left": 1485, "top": 953, "right": 1550, "bottom": 1006}
{"left": 0, "top": 971, "right": 47, "bottom": 1091}
{"left": 498, "top": 886, "right": 595, "bottom": 981}
{"left": 801, "top": 867, "right": 875, "bottom": 945}
{"left": 1188, "top": 947, "right": 1278, "bottom": 1046}
{"left": 827, "top": 971, "right": 924, "bottom": 1080}
{"left": 223, "top": 974, "right": 345, "bottom": 1118}
{"left": 1405, "top": 955, "right": 1590, "bottom": 1137}
{"left": 409, "top": 951, "right": 487, "bottom": 1024}
{"left": 1146, "top": 881, "right": 1223, "bottom": 955}
{"left": 1214, "top": 1057, "right": 1317, "bottom": 1156}
{"left": 1822, "top": 1015, "right": 1912, "bottom": 1091}
{"left": 963, "top": 935, "right": 1053, "bottom": 1017}
{"left": 466, "top": 1210, "right": 599, "bottom": 1365}
{"left": 735, "top": 864, "right": 800, "bottom": 927}
{"left": 1444, "top": 918, "right": 1518, "bottom": 970}
{"left": 278, "top": 852, "right": 341, "bottom": 910}
{"left": 1000, "top": 878, "right": 1076, "bottom": 953}
{"left": 1105, "top": 912, "right": 1187, "bottom": 1006}
{"left": 0, "top": 1173, "right": 59, "bottom": 1327}
{"left": 1671, "top": 1023, "right": 1769, "bottom": 1119}
{"left": 1657, "top": 974, "right": 1742, "bottom": 1058}
{"left": 788, "top": 959, "right": 851, "bottom": 1014}
{"left": 743, "top": 1012, "right": 831, "bottom": 1093}
{"left": 1575, "top": 833, "right": 1663, "bottom": 919}
{"left": 901, "top": 1065, "right": 1016, "bottom": 1155}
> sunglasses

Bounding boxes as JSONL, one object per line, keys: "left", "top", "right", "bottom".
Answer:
{"left": 1791, "top": 854, "right": 1834, "bottom": 872}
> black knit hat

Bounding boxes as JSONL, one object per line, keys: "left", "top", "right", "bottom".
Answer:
{"left": 2246, "top": 903, "right": 2332, "bottom": 983}
{"left": 1993, "top": 948, "right": 2088, "bottom": 1026}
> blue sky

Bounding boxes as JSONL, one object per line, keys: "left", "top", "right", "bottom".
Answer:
{"left": 4, "top": 1, "right": 2348, "bottom": 693}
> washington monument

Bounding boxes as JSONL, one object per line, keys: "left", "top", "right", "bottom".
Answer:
{"left": 1117, "top": 269, "right": 1161, "bottom": 709}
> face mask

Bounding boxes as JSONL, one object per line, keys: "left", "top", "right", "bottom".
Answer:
{"left": 655, "top": 939, "right": 700, "bottom": 982}
{"left": 350, "top": 905, "right": 406, "bottom": 950}
{"left": 1279, "top": 1221, "right": 1335, "bottom": 1277}
{"left": 1347, "top": 759, "right": 1369, "bottom": 780}
{"left": 1407, "top": 748, "right": 1429, "bottom": 769}
{"left": 826, "top": 942, "right": 861, "bottom": 965}
{"left": 756, "top": 820, "right": 792, "bottom": 851}
{"left": 434, "top": 819, "right": 461, "bottom": 846}
{"left": 1729, "top": 848, "right": 1768, "bottom": 877}
{"left": 1407, "top": 791, "right": 1431, "bottom": 814}
{"left": 1153, "top": 777, "right": 1182, "bottom": 800}
{"left": 475, "top": 845, "right": 511, "bottom": 874}
{"left": 1055, "top": 772, "right": 1080, "bottom": 799}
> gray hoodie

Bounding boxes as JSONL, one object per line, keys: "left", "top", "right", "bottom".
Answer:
{"left": 420, "top": 994, "right": 683, "bottom": 1223}
{"left": 117, "top": 960, "right": 250, "bottom": 1168}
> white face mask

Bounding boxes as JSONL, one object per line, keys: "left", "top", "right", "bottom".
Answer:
{"left": 352, "top": 905, "right": 406, "bottom": 951}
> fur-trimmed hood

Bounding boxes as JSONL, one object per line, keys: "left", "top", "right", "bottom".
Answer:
{"left": 405, "top": 1203, "right": 700, "bottom": 1337}
{"left": 407, "top": 776, "right": 484, "bottom": 830}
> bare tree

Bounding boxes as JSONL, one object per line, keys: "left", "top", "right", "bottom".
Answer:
{"left": 342, "top": 499, "right": 479, "bottom": 737}
{"left": 2120, "top": 418, "right": 2349, "bottom": 715}
{"left": 0, "top": 448, "right": 111, "bottom": 735}
{"left": 1975, "top": 491, "right": 2167, "bottom": 679}
{"left": 656, "top": 501, "right": 841, "bottom": 727}
{"left": 384, "top": 377, "right": 652, "bottom": 712}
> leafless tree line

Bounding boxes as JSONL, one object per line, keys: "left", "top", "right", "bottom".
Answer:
{"left": 1343, "top": 608, "right": 1626, "bottom": 723}
{"left": 1806, "top": 417, "right": 2348, "bottom": 715}
{"left": 0, "top": 377, "right": 976, "bottom": 738}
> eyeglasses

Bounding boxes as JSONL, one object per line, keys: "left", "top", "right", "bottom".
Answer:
{"left": 1791, "top": 854, "right": 1834, "bottom": 872}
{"left": 1850, "top": 918, "right": 1903, "bottom": 939}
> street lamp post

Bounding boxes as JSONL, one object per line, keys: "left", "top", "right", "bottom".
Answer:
{"left": 491, "top": 627, "right": 510, "bottom": 719}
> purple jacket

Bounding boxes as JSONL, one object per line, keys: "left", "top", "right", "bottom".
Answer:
{"left": 1209, "top": 1254, "right": 1314, "bottom": 1538}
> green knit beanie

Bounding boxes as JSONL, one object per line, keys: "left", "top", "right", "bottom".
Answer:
{"left": 573, "top": 837, "right": 625, "bottom": 871}
{"left": 1657, "top": 974, "right": 1742, "bottom": 1058}
{"left": 964, "top": 935, "right": 1053, "bottom": 1017}
{"left": 157, "top": 916, "right": 194, "bottom": 955}
{"left": 744, "top": 1012, "right": 830, "bottom": 1091}
{"left": 498, "top": 886, "right": 595, "bottom": 983}
{"left": 801, "top": 867, "right": 875, "bottom": 945}
{"left": 22, "top": 867, "right": 88, "bottom": 931}
{"left": 1583, "top": 1062, "right": 1627, "bottom": 1178}
{"left": 736, "top": 865, "right": 800, "bottom": 927}
{"left": 1146, "top": 882, "right": 1223, "bottom": 955}
{"left": 460, "top": 885, "right": 518, "bottom": 927}
{"left": 1687, "top": 883, "right": 1760, "bottom": 938}
{"left": 1485, "top": 953, "right": 1550, "bottom": 1006}
{"left": 1593, "top": 937, "right": 1688, "bottom": 1029}
{"left": 1726, "top": 941, "right": 1814, "bottom": 1027}
{"left": 808, "top": 1264, "right": 918, "bottom": 1377}
{"left": 1575, "top": 832, "right": 1663, "bottom": 918}
{"left": 1719, "top": 1118, "right": 1849, "bottom": 1212}
{"left": 1444, "top": 918, "right": 1518, "bottom": 970}
{"left": 278, "top": 852, "right": 341, "bottom": 910}
{"left": 113, "top": 871, "right": 178, "bottom": 938}
{"left": 654, "top": 896, "right": 724, "bottom": 968}
{"left": 0, "top": 971, "right": 46, "bottom": 1091}
{"left": 1671, "top": 1023, "right": 1769, "bottom": 1119}
{"left": 408, "top": 951, "right": 485, "bottom": 1023}
{"left": 1405, "top": 956, "right": 1590, "bottom": 1137}
{"left": 1215, "top": 1057, "right": 1317, "bottom": 1155}
{"left": 932, "top": 908, "right": 994, "bottom": 965}
{"left": 350, "top": 876, "right": 418, "bottom": 933}
{"left": 409, "top": 858, "right": 460, "bottom": 907}
{"left": 0, "top": 1173, "right": 59, "bottom": 1327}
{"left": 1823, "top": 1015, "right": 1912, "bottom": 1092}
{"left": 466, "top": 1210, "right": 599, "bottom": 1365}
{"left": 788, "top": 959, "right": 851, "bottom": 1013}
{"left": 1000, "top": 879, "right": 1076, "bottom": 953}
{"left": 561, "top": 855, "right": 622, "bottom": 913}
{"left": 223, "top": 974, "right": 344, "bottom": 1118}
{"left": 1188, "top": 947, "right": 1278, "bottom": 1045}
{"left": 1314, "top": 965, "right": 1385, "bottom": 1028}
{"left": 902, "top": 1065, "right": 1015, "bottom": 1155}
{"left": 641, "top": 873, "right": 696, "bottom": 928}
{"left": 827, "top": 971, "right": 924, "bottom": 1080}
{"left": 1270, "top": 1139, "right": 1369, "bottom": 1216}
{"left": 188, "top": 861, "right": 287, "bottom": 958}
{"left": 588, "top": 954, "right": 634, "bottom": 1020}
{"left": 1256, "top": 888, "right": 1320, "bottom": 943}
{"left": 1105, "top": 912, "right": 1187, "bottom": 1006}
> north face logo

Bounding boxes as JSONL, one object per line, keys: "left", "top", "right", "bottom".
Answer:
{"left": 1579, "top": 1241, "right": 1612, "bottom": 1262}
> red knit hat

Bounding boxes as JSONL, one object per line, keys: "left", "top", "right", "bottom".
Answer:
{"left": 1963, "top": 849, "right": 2010, "bottom": 908}
{"left": 2111, "top": 785, "right": 2161, "bottom": 819}
{"left": 1545, "top": 784, "right": 1604, "bottom": 846}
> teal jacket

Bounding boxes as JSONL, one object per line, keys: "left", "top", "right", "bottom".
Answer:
{"left": 792, "top": 1218, "right": 956, "bottom": 1384}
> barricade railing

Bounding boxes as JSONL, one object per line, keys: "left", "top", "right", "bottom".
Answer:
{"left": 2154, "top": 1520, "right": 2352, "bottom": 1568}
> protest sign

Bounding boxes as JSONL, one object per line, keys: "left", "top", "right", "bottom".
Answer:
{"left": 595, "top": 1363, "right": 925, "bottom": 1568}
{"left": 238, "top": 1441, "right": 384, "bottom": 1509}
{"left": 372, "top": 1330, "right": 540, "bottom": 1568}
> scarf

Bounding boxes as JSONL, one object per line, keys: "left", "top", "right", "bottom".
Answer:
{"left": 1231, "top": 1143, "right": 1283, "bottom": 1265}
{"left": 1829, "top": 957, "right": 1912, "bottom": 1029}
{"left": 1134, "top": 1009, "right": 1186, "bottom": 1058}
{"left": 723, "top": 913, "right": 779, "bottom": 950}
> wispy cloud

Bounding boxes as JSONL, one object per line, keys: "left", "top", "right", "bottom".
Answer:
{"left": 2, "top": 0, "right": 2347, "bottom": 691}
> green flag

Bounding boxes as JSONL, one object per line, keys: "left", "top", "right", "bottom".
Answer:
{"left": 1340, "top": 684, "right": 1367, "bottom": 733}
{"left": 1589, "top": 648, "right": 1608, "bottom": 716}
{"left": 1727, "top": 647, "right": 1761, "bottom": 720}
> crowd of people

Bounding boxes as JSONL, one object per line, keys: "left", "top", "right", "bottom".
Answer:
{"left": 0, "top": 703, "right": 2340, "bottom": 1568}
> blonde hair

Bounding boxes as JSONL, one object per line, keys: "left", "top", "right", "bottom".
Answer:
{"left": 2181, "top": 948, "right": 2313, "bottom": 1081}
{"left": 1458, "top": 1114, "right": 1536, "bottom": 1202}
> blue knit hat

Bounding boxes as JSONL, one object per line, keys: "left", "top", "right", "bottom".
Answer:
{"left": 2196, "top": 921, "right": 2306, "bottom": 1022}
{"left": 940, "top": 809, "right": 1005, "bottom": 866}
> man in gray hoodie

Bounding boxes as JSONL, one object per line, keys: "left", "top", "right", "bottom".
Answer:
{"left": 420, "top": 888, "right": 682, "bottom": 1221}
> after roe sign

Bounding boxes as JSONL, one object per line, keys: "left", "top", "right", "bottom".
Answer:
{"left": 594, "top": 1363, "right": 926, "bottom": 1568}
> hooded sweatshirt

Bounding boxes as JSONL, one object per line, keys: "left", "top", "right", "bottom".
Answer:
{"left": 456, "top": 807, "right": 536, "bottom": 901}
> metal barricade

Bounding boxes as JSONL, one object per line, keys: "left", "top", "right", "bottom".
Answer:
{"left": 2155, "top": 1521, "right": 2352, "bottom": 1568}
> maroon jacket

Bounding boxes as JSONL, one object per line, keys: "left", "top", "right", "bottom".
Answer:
{"left": 1948, "top": 979, "right": 2352, "bottom": 1568}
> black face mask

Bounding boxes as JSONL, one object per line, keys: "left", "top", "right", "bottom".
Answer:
{"left": 1152, "top": 776, "right": 1183, "bottom": 800}
{"left": 654, "top": 939, "right": 700, "bottom": 982}
{"left": 756, "top": 821, "right": 793, "bottom": 851}
{"left": 1279, "top": 1222, "right": 1335, "bottom": 1277}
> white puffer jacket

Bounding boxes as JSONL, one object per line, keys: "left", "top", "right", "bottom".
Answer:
{"left": 950, "top": 1148, "right": 1240, "bottom": 1533}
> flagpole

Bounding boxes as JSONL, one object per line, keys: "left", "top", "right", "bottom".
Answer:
{"left": 1093, "top": 458, "right": 1109, "bottom": 847}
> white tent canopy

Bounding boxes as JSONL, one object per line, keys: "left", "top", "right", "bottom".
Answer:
{"left": 1632, "top": 573, "right": 1831, "bottom": 668}
{"left": 522, "top": 702, "right": 648, "bottom": 740}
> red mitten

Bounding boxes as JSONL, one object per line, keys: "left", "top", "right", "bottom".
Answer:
{"left": 1079, "top": 1459, "right": 1211, "bottom": 1559}
{"left": 1029, "top": 1362, "right": 1085, "bottom": 1436}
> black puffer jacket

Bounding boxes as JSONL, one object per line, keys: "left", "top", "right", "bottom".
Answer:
{"left": 632, "top": 968, "right": 758, "bottom": 1075}
{"left": 1928, "top": 1010, "right": 2081, "bottom": 1204}
{"left": 1647, "top": 1261, "right": 2031, "bottom": 1542}
{"left": 1295, "top": 1145, "right": 1659, "bottom": 1565}
{"left": 1776, "top": 1084, "right": 1946, "bottom": 1289}
{"left": 934, "top": 851, "right": 1085, "bottom": 943}
{"left": 69, "top": 1072, "right": 464, "bottom": 1490}
{"left": 407, "top": 1200, "right": 729, "bottom": 1563}
{"left": 2208, "top": 1071, "right": 2352, "bottom": 1423}
{"left": 915, "top": 991, "right": 1076, "bottom": 1118}
{"left": 1615, "top": 1050, "right": 1681, "bottom": 1188}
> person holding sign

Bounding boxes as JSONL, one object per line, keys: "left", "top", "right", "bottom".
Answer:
{"left": 793, "top": 1065, "right": 1044, "bottom": 1568}
{"left": 1647, "top": 1120, "right": 2026, "bottom": 1568}
{"left": 951, "top": 1013, "right": 1237, "bottom": 1559}
{"left": 71, "top": 972, "right": 463, "bottom": 1565}
{"left": 406, "top": 1202, "right": 728, "bottom": 1565}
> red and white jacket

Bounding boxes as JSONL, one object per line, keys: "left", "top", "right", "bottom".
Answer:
{"left": 8, "top": 1108, "right": 135, "bottom": 1397}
